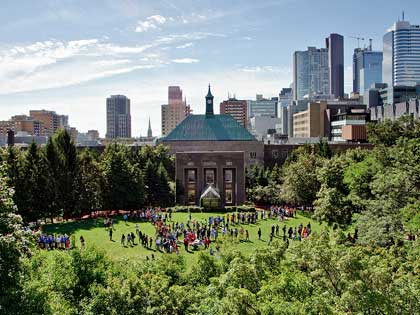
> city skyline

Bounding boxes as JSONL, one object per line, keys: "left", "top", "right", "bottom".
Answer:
{"left": 0, "top": 0, "right": 419, "bottom": 136}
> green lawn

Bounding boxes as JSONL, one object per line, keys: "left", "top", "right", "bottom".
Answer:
{"left": 42, "top": 211, "right": 325, "bottom": 265}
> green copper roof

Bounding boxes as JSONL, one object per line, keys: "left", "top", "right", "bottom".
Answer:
{"left": 162, "top": 114, "right": 256, "bottom": 141}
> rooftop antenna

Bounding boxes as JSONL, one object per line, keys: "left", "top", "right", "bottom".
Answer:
{"left": 402, "top": 11, "right": 405, "bottom": 21}
{"left": 369, "top": 38, "right": 372, "bottom": 51}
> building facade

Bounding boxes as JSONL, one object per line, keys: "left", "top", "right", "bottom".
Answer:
{"left": 175, "top": 151, "right": 245, "bottom": 207}
{"left": 106, "top": 95, "right": 131, "bottom": 139}
{"left": 247, "top": 95, "right": 278, "bottom": 119}
{"left": 353, "top": 46, "right": 383, "bottom": 94}
{"left": 383, "top": 19, "right": 420, "bottom": 88}
{"left": 220, "top": 98, "right": 247, "bottom": 127}
{"left": 250, "top": 116, "right": 281, "bottom": 140}
{"left": 326, "top": 33, "right": 344, "bottom": 99}
{"left": 29, "top": 110, "right": 66, "bottom": 136}
{"left": 161, "top": 86, "right": 191, "bottom": 136}
{"left": 293, "top": 47, "right": 330, "bottom": 100}
{"left": 330, "top": 109, "right": 369, "bottom": 142}
{"left": 293, "top": 102, "right": 327, "bottom": 138}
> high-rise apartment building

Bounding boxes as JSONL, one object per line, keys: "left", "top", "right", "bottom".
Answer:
{"left": 326, "top": 33, "right": 344, "bottom": 98}
{"left": 353, "top": 43, "right": 383, "bottom": 94}
{"left": 106, "top": 95, "right": 131, "bottom": 139}
{"left": 293, "top": 47, "right": 330, "bottom": 100}
{"left": 29, "top": 110, "right": 66, "bottom": 136}
{"left": 383, "top": 18, "right": 420, "bottom": 88}
{"left": 220, "top": 97, "right": 247, "bottom": 127}
{"left": 11, "top": 115, "right": 45, "bottom": 136}
{"left": 161, "top": 86, "right": 191, "bottom": 136}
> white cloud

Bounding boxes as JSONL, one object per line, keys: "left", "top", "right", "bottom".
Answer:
{"left": 176, "top": 42, "right": 194, "bottom": 49}
{"left": 135, "top": 15, "right": 167, "bottom": 32}
{"left": 171, "top": 58, "right": 199, "bottom": 64}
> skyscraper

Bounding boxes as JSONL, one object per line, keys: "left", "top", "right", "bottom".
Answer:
{"left": 352, "top": 44, "right": 383, "bottom": 94}
{"left": 161, "top": 86, "right": 191, "bottom": 136}
{"left": 293, "top": 47, "right": 329, "bottom": 100}
{"left": 383, "top": 18, "right": 420, "bottom": 88}
{"left": 106, "top": 95, "right": 131, "bottom": 139}
{"left": 220, "top": 97, "right": 247, "bottom": 127}
{"left": 326, "top": 33, "right": 344, "bottom": 98}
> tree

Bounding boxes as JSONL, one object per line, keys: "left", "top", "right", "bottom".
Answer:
{"left": 76, "top": 149, "right": 103, "bottom": 215}
{"left": 156, "top": 162, "right": 173, "bottom": 207}
{"left": 101, "top": 144, "right": 144, "bottom": 210}
{"left": 281, "top": 151, "right": 323, "bottom": 206}
{"left": 144, "top": 159, "right": 159, "bottom": 205}
{"left": 0, "top": 164, "right": 34, "bottom": 315}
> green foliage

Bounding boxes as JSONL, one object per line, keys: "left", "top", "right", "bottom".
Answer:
{"left": 101, "top": 143, "right": 145, "bottom": 209}
{"left": 281, "top": 151, "right": 323, "bottom": 206}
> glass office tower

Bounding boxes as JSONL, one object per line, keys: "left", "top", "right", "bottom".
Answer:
{"left": 383, "top": 20, "right": 420, "bottom": 88}
{"left": 353, "top": 47, "right": 383, "bottom": 94}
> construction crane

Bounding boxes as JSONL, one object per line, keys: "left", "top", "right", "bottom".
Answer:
{"left": 348, "top": 36, "right": 365, "bottom": 49}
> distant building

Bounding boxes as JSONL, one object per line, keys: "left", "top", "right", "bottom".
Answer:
{"left": 161, "top": 86, "right": 191, "bottom": 136}
{"left": 293, "top": 102, "right": 328, "bottom": 138}
{"left": 353, "top": 44, "right": 383, "bottom": 95}
{"left": 278, "top": 88, "right": 293, "bottom": 135}
{"left": 29, "top": 110, "right": 66, "bottom": 136}
{"left": 371, "top": 99, "right": 420, "bottom": 122}
{"left": 220, "top": 97, "right": 247, "bottom": 127}
{"left": 87, "top": 130, "right": 99, "bottom": 141}
{"left": 326, "top": 33, "right": 344, "bottom": 98}
{"left": 106, "top": 95, "right": 131, "bottom": 139}
{"left": 11, "top": 115, "right": 45, "bottom": 136}
{"left": 291, "top": 100, "right": 368, "bottom": 142}
{"left": 247, "top": 95, "right": 278, "bottom": 119}
{"left": 250, "top": 116, "right": 281, "bottom": 140}
{"left": 331, "top": 108, "right": 369, "bottom": 142}
{"left": 293, "top": 47, "right": 330, "bottom": 100}
{"left": 383, "top": 18, "right": 420, "bottom": 88}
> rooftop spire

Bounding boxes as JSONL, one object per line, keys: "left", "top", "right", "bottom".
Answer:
{"left": 206, "top": 84, "right": 213, "bottom": 97}
{"left": 147, "top": 117, "right": 152, "bottom": 138}
{"left": 205, "top": 84, "right": 214, "bottom": 117}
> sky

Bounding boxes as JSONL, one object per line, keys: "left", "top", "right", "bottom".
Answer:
{"left": 1, "top": 0, "right": 419, "bottom": 137}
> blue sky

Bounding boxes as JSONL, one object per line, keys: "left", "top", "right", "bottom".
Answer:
{"left": 0, "top": 0, "right": 419, "bottom": 136}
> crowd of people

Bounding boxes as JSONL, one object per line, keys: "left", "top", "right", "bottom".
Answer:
{"left": 39, "top": 206, "right": 314, "bottom": 254}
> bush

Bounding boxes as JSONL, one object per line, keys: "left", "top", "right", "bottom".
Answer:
{"left": 167, "top": 206, "right": 203, "bottom": 213}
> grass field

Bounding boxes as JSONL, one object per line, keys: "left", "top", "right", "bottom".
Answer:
{"left": 43, "top": 211, "right": 326, "bottom": 265}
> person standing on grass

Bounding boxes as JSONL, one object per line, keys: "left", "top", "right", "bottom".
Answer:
{"left": 109, "top": 228, "right": 113, "bottom": 241}
{"left": 269, "top": 232, "right": 273, "bottom": 245}
{"left": 121, "top": 234, "right": 126, "bottom": 246}
{"left": 258, "top": 228, "right": 262, "bottom": 240}
{"left": 245, "top": 229, "right": 249, "bottom": 241}
{"left": 80, "top": 236, "right": 85, "bottom": 248}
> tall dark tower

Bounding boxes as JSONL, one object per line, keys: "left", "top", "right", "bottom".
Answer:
{"left": 326, "top": 33, "right": 344, "bottom": 98}
{"left": 205, "top": 84, "right": 214, "bottom": 117}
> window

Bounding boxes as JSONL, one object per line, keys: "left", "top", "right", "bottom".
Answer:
{"left": 225, "top": 189, "right": 233, "bottom": 204}
{"left": 187, "top": 170, "right": 196, "bottom": 183}
{"left": 250, "top": 151, "right": 257, "bottom": 159}
{"left": 186, "top": 169, "right": 196, "bottom": 205}
{"left": 224, "top": 169, "right": 233, "bottom": 183}
{"left": 187, "top": 190, "right": 196, "bottom": 204}
{"left": 205, "top": 169, "right": 215, "bottom": 184}
{"left": 272, "top": 150, "right": 278, "bottom": 158}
